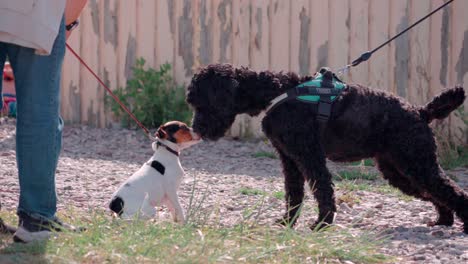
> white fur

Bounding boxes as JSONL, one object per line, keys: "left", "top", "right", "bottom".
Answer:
{"left": 110, "top": 139, "right": 197, "bottom": 223}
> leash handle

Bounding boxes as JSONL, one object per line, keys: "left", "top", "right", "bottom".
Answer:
{"left": 65, "top": 43, "right": 155, "bottom": 141}
{"left": 340, "top": 0, "right": 455, "bottom": 70}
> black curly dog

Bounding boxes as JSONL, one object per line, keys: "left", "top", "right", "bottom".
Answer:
{"left": 186, "top": 64, "right": 468, "bottom": 233}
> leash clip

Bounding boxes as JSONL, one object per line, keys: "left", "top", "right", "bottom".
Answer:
{"left": 336, "top": 65, "right": 351, "bottom": 77}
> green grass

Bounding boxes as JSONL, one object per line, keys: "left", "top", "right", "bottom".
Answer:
{"left": 334, "top": 170, "right": 379, "bottom": 181}
{"left": 252, "top": 151, "right": 277, "bottom": 159}
{"left": 336, "top": 181, "right": 413, "bottom": 202}
{"left": 346, "top": 159, "right": 375, "bottom": 167}
{"left": 272, "top": 191, "right": 285, "bottom": 200}
{"left": 0, "top": 209, "right": 389, "bottom": 264}
{"left": 239, "top": 187, "right": 267, "bottom": 196}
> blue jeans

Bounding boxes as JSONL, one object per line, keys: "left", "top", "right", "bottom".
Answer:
{"left": 0, "top": 18, "right": 65, "bottom": 219}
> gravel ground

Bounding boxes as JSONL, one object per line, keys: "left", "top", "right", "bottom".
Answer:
{"left": 1, "top": 117, "right": 467, "bottom": 263}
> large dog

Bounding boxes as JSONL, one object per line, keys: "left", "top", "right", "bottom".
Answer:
{"left": 186, "top": 64, "right": 468, "bottom": 233}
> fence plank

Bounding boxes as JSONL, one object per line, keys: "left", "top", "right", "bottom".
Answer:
{"left": 196, "top": 0, "right": 213, "bottom": 68}
{"left": 368, "top": 0, "right": 390, "bottom": 91}
{"left": 408, "top": 0, "right": 431, "bottom": 105}
{"left": 79, "top": 3, "right": 101, "bottom": 126}
{"left": 230, "top": 0, "right": 251, "bottom": 137}
{"left": 116, "top": 1, "right": 137, "bottom": 90}
{"left": 136, "top": 0, "right": 156, "bottom": 68}
{"left": 328, "top": 0, "right": 349, "bottom": 71}
{"left": 99, "top": 0, "right": 118, "bottom": 127}
{"left": 269, "top": 0, "right": 291, "bottom": 72}
{"left": 290, "top": 0, "right": 310, "bottom": 75}
{"left": 429, "top": 0, "right": 449, "bottom": 96}
{"left": 61, "top": 26, "right": 81, "bottom": 123}
{"left": 250, "top": 1, "right": 269, "bottom": 71}
{"left": 211, "top": 0, "right": 233, "bottom": 66}
{"left": 348, "top": 0, "right": 369, "bottom": 85}
{"left": 232, "top": 0, "right": 251, "bottom": 68}
{"left": 449, "top": 0, "right": 468, "bottom": 143}
{"left": 389, "top": 0, "right": 410, "bottom": 97}
{"left": 429, "top": 0, "right": 450, "bottom": 139}
{"left": 155, "top": 0, "right": 175, "bottom": 73}
{"left": 174, "top": 0, "right": 196, "bottom": 85}
{"left": 310, "top": 0, "right": 329, "bottom": 73}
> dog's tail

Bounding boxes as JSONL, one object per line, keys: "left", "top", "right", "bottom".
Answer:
{"left": 419, "top": 86, "right": 465, "bottom": 123}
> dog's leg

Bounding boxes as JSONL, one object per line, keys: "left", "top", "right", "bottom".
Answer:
{"left": 390, "top": 133, "right": 468, "bottom": 233}
{"left": 274, "top": 149, "right": 305, "bottom": 227}
{"left": 295, "top": 149, "right": 336, "bottom": 230}
{"left": 273, "top": 135, "right": 336, "bottom": 230}
{"left": 166, "top": 191, "right": 185, "bottom": 224}
{"left": 307, "top": 170, "right": 336, "bottom": 231}
{"left": 408, "top": 164, "right": 468, "bottom": 233}
{"left": 376, "top": 157, "right": 454, "bottom": 226}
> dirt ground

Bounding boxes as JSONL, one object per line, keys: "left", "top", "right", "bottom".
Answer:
{"left": 1, "top": 117, "right": 467, "bottom": 263}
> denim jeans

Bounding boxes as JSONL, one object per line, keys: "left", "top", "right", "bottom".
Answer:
{"left": 0, "top": 18, "right": 65, "bottom": 219}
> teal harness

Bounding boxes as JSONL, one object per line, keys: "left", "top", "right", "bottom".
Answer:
{"left": 265, "top": 68, "right": 347, "bottom": 123}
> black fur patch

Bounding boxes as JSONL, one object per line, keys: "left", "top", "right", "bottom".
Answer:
{"left": 151, "top": 160, "right": 165, "bottom": 175}
{"left": 109, "top": 196, "right": 124, "bottom": 216}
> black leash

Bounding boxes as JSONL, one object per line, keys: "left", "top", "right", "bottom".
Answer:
{"left": 337, "top": 0, "right": 455, "bottom": 75}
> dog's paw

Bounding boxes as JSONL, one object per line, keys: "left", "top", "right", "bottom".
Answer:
{"left": 426, "top": 215, "right": 454, "bottom": 227}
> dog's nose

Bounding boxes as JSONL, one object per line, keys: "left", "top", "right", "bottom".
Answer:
{"left": 109, "top": 196, "right": 124, "bottom": 216}
{"left": 192, "top": 131, "right": 202, "bottom": 141}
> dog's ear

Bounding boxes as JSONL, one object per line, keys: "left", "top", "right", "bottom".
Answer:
{"left": 156, "top": 126, "right": 167, "bottom": 139}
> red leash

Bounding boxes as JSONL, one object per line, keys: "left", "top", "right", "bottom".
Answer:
{"left": 65, "top": 43, "right": 154, "bottom": 140}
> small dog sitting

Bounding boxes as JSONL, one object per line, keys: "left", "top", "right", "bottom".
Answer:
{"left": 109, "top": 121, "right": 201, "bottom": 223}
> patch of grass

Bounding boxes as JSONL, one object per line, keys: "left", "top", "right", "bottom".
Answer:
{"left": 252, "top": 151, "right": 277, "bottom": 159}
{"left": 336, "top": 181, "right": 413, "bottom": 202}
{"left": 439, "top": 145, "right": 468, "bottom": 170}
{"left": 107, "top": 59, "right": 192, "bottom": 129}
{"left": 0, "top": 209, "right": 389, "bottom": 264}
{"left": 337, "top": 192, "right": 361, "bottom": 206}
{"left": 239, "top": 187, "right": 267, "bottom": 196}
{"left": 334, "top": 170, "right": 379, "bottom": 181}
{"left": 272, "top": 191, "right": 285, "bottom": 200}
{"left": 346, "top": 159, "right": 375, "bottom": 167}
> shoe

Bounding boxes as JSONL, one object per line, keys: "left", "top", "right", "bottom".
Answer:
{"left": 0, "top": 217, "right": 17, "bottom": 234}
{"left": 13, "top": 212, "right": 85, "bottom": 243}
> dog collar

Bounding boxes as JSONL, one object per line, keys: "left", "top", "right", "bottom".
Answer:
{"left": 265, "top": 68, "right": 346, "bottom": 123}
{"left": 156, "top": 139, "right": 180, "bottom": 156}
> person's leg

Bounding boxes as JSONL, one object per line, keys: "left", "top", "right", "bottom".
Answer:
{"left": 7, "top": 18, "right": 65, "bottom": 221}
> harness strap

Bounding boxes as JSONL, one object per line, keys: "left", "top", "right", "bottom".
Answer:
{"left": 265, "top": 68, "right": 346, "bottom": 124}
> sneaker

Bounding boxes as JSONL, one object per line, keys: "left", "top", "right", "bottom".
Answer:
{"left": 0, "top": 217, "right": 17, "bottom": 234}
{"left": 13, "top": 212, "right": 85, "bottom": 243}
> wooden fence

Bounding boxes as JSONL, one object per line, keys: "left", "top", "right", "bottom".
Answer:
{"left": 62, "top": 0, "right": 468, "bottom": 142}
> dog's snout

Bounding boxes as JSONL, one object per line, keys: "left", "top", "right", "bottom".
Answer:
{"left": 109, "top": 196, "right": 124, "bottom": 216}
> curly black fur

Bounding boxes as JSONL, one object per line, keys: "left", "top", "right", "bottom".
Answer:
{"left": 186, "top": 64, "right": 468, "bottom": 233}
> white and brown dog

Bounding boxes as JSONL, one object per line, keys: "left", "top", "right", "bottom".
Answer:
{"left": 109, "top": 121, "right": 201, "bottom": 223}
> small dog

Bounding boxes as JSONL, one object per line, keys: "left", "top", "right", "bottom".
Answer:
{"left": 109, "top": 121, "right": 201, "bottom": 223}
